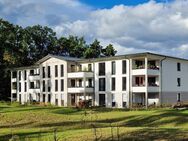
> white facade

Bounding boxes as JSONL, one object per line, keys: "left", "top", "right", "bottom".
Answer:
{"left": 11, "top": 53, "right": 188, "bottom": 108}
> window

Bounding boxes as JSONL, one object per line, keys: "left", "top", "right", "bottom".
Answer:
{"left": 12, "top": 71, "right": 17, "bottom": 78}
{"left": 111, "top": 61, "right": 116, "bottom": 75}
{"left": 19, "top": 82, "right": 21, "bottom": 92}
{"left": 24, "top": 70, "right": 27, "bottom": 80}
{"left": 42, "top": 80, "right": 45, "bottom": 92}
{"left": 99, "top": 63, "right": 105, "bottom": 76}
{"left": 61, "top": 79, "right": 64, "bottom": 91}
{"left": 177, "top": 93, "right": 181, "bottom": 102}
{"left": 24, "top": 82, "right": 27, "bottom": 92}
{"left": 61, "top": 65, "right": 64, "bottom": 77}
{"left": 47, "top": 66, "right": 51, "bottom": 78}
{"left": 30, "top": 70, "right": 34, "bottom": 75}
{"left": 48, "top": 94, "right": 51, "bottom": 103}
{"left": 12, "top": 82, "right": 17, "bottom": 89}
{"left": 122, "top": 77, "right": 126, "bottom": 90}
{"left": 19, "top": 71, "right": 21, "bottom": 80}
{"left": 36, "top": 80, "right": 40, "bottom": 88}
{"left": 88, "top": 64, "right": 92, "bottom": 71}
{"left": 177, "top": 63, "right": 181, "bottom": 71}
{"left": 99, "top": 78, "right": 105, "bottom": 91}
{"left": 12, "top": 93, "right": 17, "bottom": 98}
{"left": 71, "top": 65, "right": 75, "bottom": 72}
{"left": 88, "top": 79, "right": 92, "bottom": 87}
{"left": 148, "top": 77, "right": 157, "bottom": 86}
{"left": 71, "top": 79, "right": 75, "bottom": 87}
{"left": 55, "top": 80, "right": 58, "bottom": 91}
{"left": 112, "top": 94, "right": 115, "bottom": 107}
{"left": 123, "top": 102, "right": 127, "bottom": 108}
{"left": 42, "top": 67, "right": 45, "bottom": 78}
{"left": 30, "top": 82, "right": 34, "bottom": 89}
{"left": 47, "top": 80, "right": 51, "bottom": 92}
{"left": 43, "top": 94, "right": 45, "bottom": 102}
{"left": 78, "top": 65, "right": 82, "bottom": 71}
{"left": 111, "top": 78, "right": 115, "bottom": 91}
{"left": 55, "top": 65, "right": 58, "bottom": 77}
{"left": 79, "top": 79, "right": 82, "bottom": 87}
{"left": 177, "top": 78, "right": 181, "bottom": 87}
{"left": 122, "top": 93, "right": 127, "bottom": 108}
{"left": 122, "top": 60, "right": 126, "bottom": 74}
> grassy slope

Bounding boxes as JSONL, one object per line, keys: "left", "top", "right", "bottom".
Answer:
{"left": 0, "top": 102, "right": 188, "bottom": 141}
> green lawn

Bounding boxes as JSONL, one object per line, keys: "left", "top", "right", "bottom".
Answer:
{"left": 0, "top": 102, "right": 188, "bottom": 141}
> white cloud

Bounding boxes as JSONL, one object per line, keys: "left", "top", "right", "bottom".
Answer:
{"left": 0, "top": 0, "right": 91, "bottom": 26}
{"left": 1, "top": 0, "right": 188, "bottom": 58}
{"left": 54, "top": 0, "right": 188, "bottom": 58}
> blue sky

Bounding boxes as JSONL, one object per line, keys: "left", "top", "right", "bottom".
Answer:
{"left": 1, "top": 0, "right": 188, "bottom": 58}
{"left": 79, "top": 0, "right": 173, "bottom": 8}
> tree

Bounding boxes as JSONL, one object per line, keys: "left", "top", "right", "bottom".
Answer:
{"left": 0, "top": 18, "right": 119, "bottom": 101}
{"left": 102, "top": 44, "right": 117, "bottom": 56}
{"left": 25, "top": 25, "right": 58, "bottom": 64}
{"left": 84, "top": 39, "right": 103, "bottom": 58}
{"left": 0, "top": 19, "right": 27, "bottom": 100}
{"left": 57, "top": 36, "right": 86, "bottom": 58}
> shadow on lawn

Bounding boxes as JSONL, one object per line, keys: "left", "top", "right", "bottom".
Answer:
{"left": 1, "top": 108, "right": 188, "bottom": 140}
{"left": 121, "top": 109, "right": 188, "bottom": 127}
{"left": 36, "top": 109, "right": 188, "bottom": 130}
{"left": 102, "top": 127, "right": 188, "bottom": 141}
{"left": 0, "top": 121, "right": 34, "bottom": 128}
{"left": 0, "top": 130, "right": 50, "bottom": 141}
{"left": 0, "top": 106, "right": 61, "bottom": 113}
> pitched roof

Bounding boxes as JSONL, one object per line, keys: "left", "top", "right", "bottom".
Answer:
{"left": 36, "top": 54, "right": 83, "bottom": 64}
{"left": 11, "top": 65, "right": 39, "bottom": 71}
{"left": 78, "top": 52, "right": 188, "bottom": 63}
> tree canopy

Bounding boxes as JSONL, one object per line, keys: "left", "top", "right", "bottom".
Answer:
{"left": 0, "top": 18, "right": 117, "bottom": 100}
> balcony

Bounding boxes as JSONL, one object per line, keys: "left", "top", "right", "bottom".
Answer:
{"left": 28, "top": 74, "right": 40, "bottom": 81}
{"left": 148, "top": 77, "right": 159, "bottom": 91}
{"left": 132, "top": 59, "right": 160, "bottom": 75}
{"left": 68, "top": 71, "right": 94, "bottom": 78}
{"left": 132, "top": 86, "right": 159, "bottom": 92}
{"left": 68, "top": 87, "right": 94, "bottom": 93}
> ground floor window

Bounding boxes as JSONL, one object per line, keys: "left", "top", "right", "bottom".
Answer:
{"left": 19, "top": 94, "right": 21, "bottom": 103}
{"left": 148, "top": 93, "right": 159, "bottom": 99}
{"left": 123, "top": 102, "right": 127, "bottom": 108}
{"left": 12, "top": 93, "right": 17, "bottom": 98}
{"left": 177, "top": 93, "right": 181, "bottom": 102}
{"left": 43, "top": 94, "right": 45, "bottom": 102}
{"left": 112, "top": 94, "right": 115, "bottom": 107}
{"left": 48, "top": 94, "right": 51, "bottom": 103}
{"left": 122, "top": 93, "right": 127, "bottom": 108}
{"left": 99, "top": 94, "right": 105, "bottom": 107}
{"left": 55, "top": 94, "right": 58, "bottom": 105}
{"left": 37, "top": 93, "right": 40, "bottom": 102}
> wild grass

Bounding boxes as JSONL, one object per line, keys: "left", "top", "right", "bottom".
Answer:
{"left": 0, "top": 102, "right": 188, "bottom": 140}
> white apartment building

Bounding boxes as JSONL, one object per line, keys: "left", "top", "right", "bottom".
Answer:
{"left": 11, "top": 52, "right": 188, "bottom": 108}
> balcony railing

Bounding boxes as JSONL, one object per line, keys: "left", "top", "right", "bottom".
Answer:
{"left": 68, "top": 86, "right": 94, "bottom": 93}
{"left": 148, "top": 83, "right": 159, "bottom": 87}
{"left": 68, "top": 86, "right": 94, "bottom": 88}
{"left": 69, "top": 69, "right": 92, "bottom": 73}
{"left": 133, "top": 65, "right": 145, "bottom": 69}
{"left": 29, "top": 87, "right": 40, "bottom": 89}
{"left": 148, "top": 65, "right": 159, "bottom": 70}
{"left": 29, "top": 73, "right": 40, "bottom": 76}
{"left": 133, "top": 84, "right": 145, "bottom": 87}
{"left": 133, "top": 83, "right": 159, "bottom": 87}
